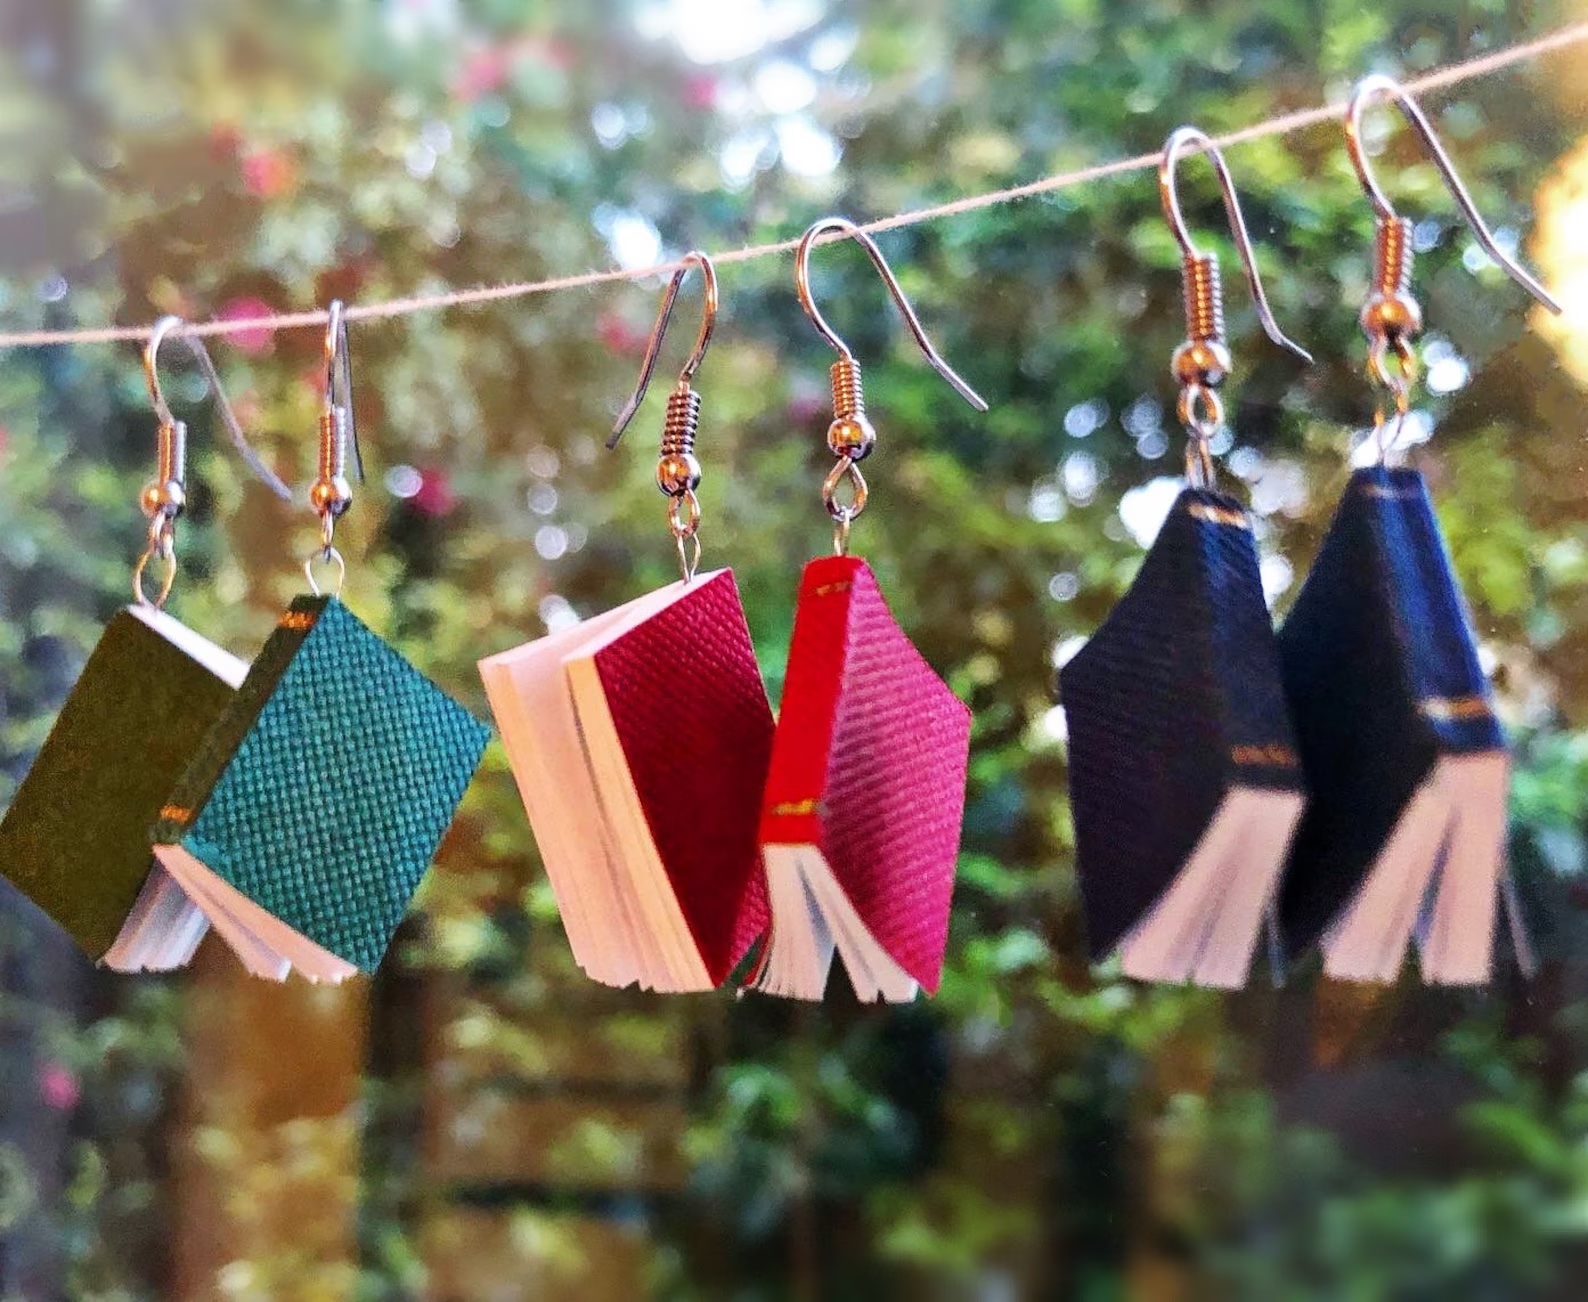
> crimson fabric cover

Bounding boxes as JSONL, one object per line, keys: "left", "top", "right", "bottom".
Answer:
{"left": 589, "top": 570, "right": 773, "bottom": 982}
{"left": 759, "top": 555, "right": 971, "bottom": 992}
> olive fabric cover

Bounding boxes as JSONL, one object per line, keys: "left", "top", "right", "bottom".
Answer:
{"left": 0, "top": 605, "right": 244, "bottom": 961}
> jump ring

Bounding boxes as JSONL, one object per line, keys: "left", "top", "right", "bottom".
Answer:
{"left": 1177, "top": 384, "right": 1223, "bottom": 441}
{"left": 822, "top": 457, "right": 868, "bottom": 525}
{"left": 667, "top": 488, "right": 701, "bottom": 540}
{"left": 304, "top": 545, "right": 346, "bottom": 597}
{"left": 133, "top": 544, "right": 177, "bottom": 609}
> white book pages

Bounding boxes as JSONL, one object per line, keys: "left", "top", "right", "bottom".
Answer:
{"left": 1416, "top": 752, "right": 1509, "bottom": 985}
{"left": 566, "top": 655, "right": 713, "bottom": 991}
{"left": 103, "top": 866, "right": 209, "bottom": 972}
{"left": 754, "top": 850, "right": 835, "bottom": 1000}
{"left": 1322, "top": 778, "right": 1448, "bottom": 981}
{"left": 480, "top": 576, "right": 726, "bottom": 992}
{"left": 757, "top": 845, "right": 917, "bottom": 1004}
{"left": 1323, "top": 749, "right": 1511, "bottom": 985}
{"left": 1118, "top": 788, "right": 1302, "bottom": 988}
{"left": 1189, "top": 791, "right": 1302, "bottom": 988}
{"left": 479, "top": 585, "right": 685, "bottom": 988}
{"left": 153, "top": 845, "right": 356, "bottom": 984}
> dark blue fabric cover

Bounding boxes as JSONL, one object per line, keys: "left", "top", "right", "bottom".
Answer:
{"left": 1276, "top": 465, "right": 1503, "bottom": 957}
{"left": 1060, "top": 488, "right": 1301, "bottom": 959}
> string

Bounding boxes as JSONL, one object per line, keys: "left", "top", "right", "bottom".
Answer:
{"left": 1, "top": 19, "right": 1584, "bottom": 351}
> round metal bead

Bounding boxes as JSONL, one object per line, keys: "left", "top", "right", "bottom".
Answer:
{"left": 140, "top": 479, "right": 185, "bottom": 518}
{"left": 655, "top": 451, "right": 701, "bottom": 497}
{"left": 309, "top": 475, "right": 353, "bottom": 518}
{"left": 1170, "top": 338, "right": 1231, "bottom": 390}
{"left": 826, "top": 414, "right": 876, "bottom": 461}
{"left": 1359, "top": 291, "right": 1423, "bottom": 342}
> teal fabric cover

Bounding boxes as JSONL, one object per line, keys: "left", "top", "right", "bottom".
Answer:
{"left": 158, "top": 596, "right": 490, "bottom": 972}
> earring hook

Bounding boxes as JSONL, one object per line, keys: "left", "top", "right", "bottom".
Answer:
{"left": 604, "top": 252, "right": 719, "bottom": 582}
{"left": 1159, "top": 127, "right": 1313, "bottom": 363}
{"left": 1345, "top": 74, "right": 1560, "bottom": 314}
{"left": 608, "top": 251, "right": 718, "bottom": 449}
{"left": 135, "top": 315, "right": 291, "bottom": 608}
{"left": 794, "top": 217, "right": 988, "bottom": 412}
{"left": 306, "top": 300, "right": 365, "bottom": 596}
{"left": 142, "top": 315, "right": 293, "bottom": 499}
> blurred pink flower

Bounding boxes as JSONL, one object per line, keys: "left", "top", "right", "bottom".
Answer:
{"left": 411, "top": 467, "right": 456, "bottom": 517}
{"left": 216, "top": 297, "right": 276, "bottom": 355}
{"left": 683, "top": 74, "right": 719, "bottom": 110}
{"left": 240, "top": 147, "right": 297, "bottom": 200}
{"left": 453, "top": 47, "right": 511, "bottom": 102}
{"left": 596, "top": 310, "right": 649, "bottom": 358}
{"left": 37, "top": 1061, "right": 79, "bottom": 1112}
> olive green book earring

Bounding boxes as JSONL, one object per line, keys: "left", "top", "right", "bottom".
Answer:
{"left": 0, "top": 315, "right": 290, "bottom": 970}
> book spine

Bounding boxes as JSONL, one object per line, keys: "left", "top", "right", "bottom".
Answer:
{"left": 757, "top": 555, "right": 861, "bottom": 847}
{"left": 1356, "top": 467, "right": 1504, "bottom": 754}
{"left": 150, "top": 595, "right": 330, "bottom": 844}
{"left": 1192, "top": 490, "right": 1303, "bottom": 790}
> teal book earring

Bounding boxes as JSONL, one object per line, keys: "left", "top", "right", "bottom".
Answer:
{"left": 0, "top": 316, "right": 291, "bottom": 970}
{"left": 151, "top": 301, "right": 490, "bottom": 982}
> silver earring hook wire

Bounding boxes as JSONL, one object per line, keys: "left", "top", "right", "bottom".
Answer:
{"left": 794, "top": 216, "right": 989, "bottom": 412}
{"left": 1345, "top": 74, "right": 1561, "bottom": 314}
{"left": 1159, "top": 127, "right": 1313, "bottom": 362}
{"left": 608, "top": 251, "right": 718, "bottom": 448}
{"left": 322, "top": 299, "right": 366, "bottom": 483}
{"left": 143, "top": 315, "right": 292, "bottom": 499}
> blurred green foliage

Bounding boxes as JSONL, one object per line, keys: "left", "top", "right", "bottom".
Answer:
{"left": 3, "top": 0, "right": 1588, "bottom": 1297}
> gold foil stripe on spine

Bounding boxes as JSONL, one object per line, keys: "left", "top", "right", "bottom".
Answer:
{"left": 813, "top": 581, "right": 854, "bottom": 597}
{"left": 769, "top": 798, "right": 820, "bottom": 817}
{"left": 158, "top": 805, "right": 192, "bottom": 823}
{"left": 1187, "top": 503, "right": 1251, "bottom": 530}
{"left": 279, "top": 611, "right": 316, "bottom": 631}
{"left": 1230, "top": 744, "right": 1299, "bottom": 768}
{"left": 1419, "top": 694, "right": 1495, "bottom": 722}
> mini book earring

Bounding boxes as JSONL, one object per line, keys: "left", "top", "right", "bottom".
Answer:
{"left": 751, "top": 218, "right": 985, "bottom": 1003}
{"left": 1276, "top": 78, "right": 1562, "bottom": 985}
{"left": 0, "top": 316, "right": 291, "bottom": 971}
{"left": 149, "top": 301, "right": 490, "bottom": 983}
{"left": 1060, "top": 129, "right": 1312, "bottom": 988}
{"left": 479, "top": 253, "right": 775, "bottom": 992}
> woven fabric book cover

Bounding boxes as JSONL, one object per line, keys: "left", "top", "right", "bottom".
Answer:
{"left": 1060, "top": 488, "right": 1303, "bottom": 966}
{"left": 151, "top": 594, "right": 490, "bottom": 972}
{"left": 585, "top": 571, "right": 773, "bottom": 982}
{"left": 759, "top": 555, "right": 971, "bottom": 994}
{"left": 1277, "top": 465, "right": 1508, "bottom": 960}
{"left": 0, "top": 605, "right": 243, "bottom": 960}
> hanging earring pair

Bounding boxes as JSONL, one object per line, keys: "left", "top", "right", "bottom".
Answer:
{"left": 1276, "top": 78, "right": 1561, "bottom": 985}
{"left": 1061, "top": 131, "right": 1312, "bottom": 988}
{"left": 0, "top": 319, "right": 291, "bottom": 971}
{"left": 751, "top": 218, "right": 985, "bottom": 1003}
{"left": 149, "top": 301, "right": 491, "bottom": 983}
{"left": 480, "top": 253, "right": 779, "bottom": 993}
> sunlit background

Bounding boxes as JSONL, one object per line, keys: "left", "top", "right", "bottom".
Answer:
{"left": 4, "top": 0, "right": 1588, "bottom": 1298}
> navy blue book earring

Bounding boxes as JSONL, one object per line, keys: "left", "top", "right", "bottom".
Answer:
{"left": 1060, "top": 126, "right": 1312, "bottom": 988}
{"left": 1276, "top": 76, "right": 1563, "bottom": 985}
